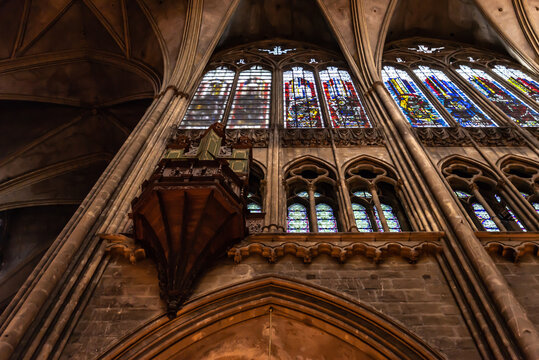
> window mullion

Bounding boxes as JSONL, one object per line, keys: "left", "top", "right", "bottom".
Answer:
{"left": 445, "top": 66, "right": 514, "bottom": 127}
{"left": 308, "top": 185, "right": 319, "bottom": 232}
{"left": 370, "top": 185, "right": 389, "bottom": 232}
{"left": 221, "top": 69, "right": 241, "bottom": 128}
{"left": 471, "top": 184, "right": 506, "bottom": 231}
{"left": 408, "top": 67, "right": 458, "bottom": 127}
{"left": 314, "top": 66, "right": 332, "bottom": 128}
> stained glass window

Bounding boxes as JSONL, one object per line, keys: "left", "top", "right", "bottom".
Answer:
{"left": 494, "top": 195, "right": 526, "bottom": 231}
{"left": 492, "top": 64, "right": 539, "bottom": 103}
{"left": 456, "top": 65, "right": 539, "bottom": 127}
{"left": 381, "top": 204, "right": 401, "bottom": 232}
{"left": 472, "top": 203, "right": 499, "bottom": 231}
{"left": 382, "top": 66, "right": 448, "bottom": 127}
{"left": 414, "top": 66, "right": 496, "bottom": 127}
{"left": 318, "top": 67, "right": 371, "bottom": 128}
{"left": 455, "top": 190, "right": 472, "bottom": 199}
{"left": 533, "top": 202, "right": 539, "bottom": 214}
{"left": 352, "top": 203, "right": 373, "bottom": 232}
{"left": 247, "top": 202, "right": 262, "bottom": 213}
{"left": 315, "top": 203, "right": 338, "bottom": 232}
{"left": 180, "top": 67, "right": 235, "bottom": 128}
{"left": 227, "top": 66, "right": 272, "bottom": 129}
{"left": 296, "top": 191, "right": 321, "bottom": 198}
{"left": 353, "top": 190, "right": 372, "bottom": 199}
{"left": 287, "top": 203, "right": 309, "bottom": 233}
{"left": 283, "top": 67, "right": 324, "bottom": 128}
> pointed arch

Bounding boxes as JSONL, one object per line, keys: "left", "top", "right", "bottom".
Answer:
{"left": 101, "top": 276, "right": 445, "bottom": 360}
{"left": 343, "top": 154, "right": 398, "bottom": 179}
{"left": 283, "top": 154, "right": 337, "bottom": 177}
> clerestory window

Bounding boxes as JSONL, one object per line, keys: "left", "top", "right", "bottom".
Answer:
{"left": 383, "top": 40, "right": 539, "bottom": 129}
{"left": 179, "top": 42, "right": 371, "bottom": 130}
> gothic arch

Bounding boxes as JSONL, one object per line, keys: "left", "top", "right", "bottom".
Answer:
{"left": 283, "top": 155, "right": 337, "bottom": 176}
{"left": 101, "top": 277, "right": 445, "bottom": 360}
{"left": 343, "top": 155, "right": 398, "bottom": 180}
{"left": 438, "top": 154, "right": 493, "bottom": 178}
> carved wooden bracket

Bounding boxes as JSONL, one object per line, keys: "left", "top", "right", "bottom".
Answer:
{"left": 100, "top": 233, "right": 146, "bottom": 264}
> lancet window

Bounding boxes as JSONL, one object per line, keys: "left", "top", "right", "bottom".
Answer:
{"left": 179, "top": 42, "right": 371, "bottom": 130}
{"left": 285, "top": 162, "right": 340, "bottom": 233}
{"left": 383, "top": 40, "right": 539, "bottom": 129}
{"left": 345, "top": 161, "right": 409, "bottom": 232}
{"left": 443, "top": 159, "right": 530, "bottom": 232}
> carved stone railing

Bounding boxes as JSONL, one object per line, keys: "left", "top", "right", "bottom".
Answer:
{"left": 414, "top": 127, "right": 527, "bottom": 147}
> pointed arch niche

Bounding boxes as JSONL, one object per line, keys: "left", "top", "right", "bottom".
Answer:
{"left": 101, "top": 277, "right": 444, "bottom": 360}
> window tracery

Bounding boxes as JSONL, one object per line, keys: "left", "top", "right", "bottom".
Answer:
{"left": 383, "top": 39, "right": 539, "bottom": 130}
{"left": 500, "top": 158, "right": 539, "bottom": 215}
{"left": 179, "top": 41, "right": 372, "bottom": 131}
{"left": 345, "top": 161, "right": 409, "bottom": 232}
{"left": 247, "top": 163, "right": 265, "bottom": 215}
{"left": 412, "top": 65, "right": 496, "bottom": 127}
{"left": 443, "top": 159, "right": 530, "bottom": 232}
{"left": 284, "top": 161, "right": 340, "bottom": 233}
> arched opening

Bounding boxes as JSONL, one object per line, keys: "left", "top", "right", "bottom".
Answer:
{"left": 101, "top": 277, "right": 445, "bottom": 360}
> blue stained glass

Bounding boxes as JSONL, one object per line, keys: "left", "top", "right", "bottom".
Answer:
{"left": 492, "top": 65, "right": 539, "bottom": 104}
{"left": 414, "top": 66, "right": 496, "bottom": 127}
{"left": 455, "top": 190, "right": 472, "bottom": 199}
{"left": 352, "top": 203, "right": 373, "bottom": 232}
{"left": 227, "top": 66, "right": 271, "bottom": 129}
{"left": 353, "top": 190, "right": 372, "bottom": 199}
{"left": 382, "top": 66, "right": 448, "bottom": 127}
{"left": 315, "top": 203, "right": 338, "bottom": 232}
{"left": 456, "top": 65, "right": 539, "bottom": 127}
{"left": 247, "top": 202, "right": 262, "bottom": 213}
{"left": 296, "top": 191, "right": 321, "bottom": 198}
{"left": 283, "top": 67, "right": 324, "bottom": 128}
{"left": 319, "top": 67, "right": 371, "bottom": 128}
{"left": 533, "top": 203, "right": 539, "bottom": 214}
{"left": 287, "top": 203, "right": 309, "bottom": 233}
{"left": 472, "top": 203, "right": 499, "bottom": 231}
{"left": 381, "top": 204, "right": 402, "bottom": 232}
{"left": 494, "top": 195, "right": 526, "bottom": 231}
{"left": 181, "top": 67, "right": 235, "bottom": 128}
{"left": 374, "top": 207, "right": 384, "bottom": 232}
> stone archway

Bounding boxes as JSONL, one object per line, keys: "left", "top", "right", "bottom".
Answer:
{"left": 102, "top": 277, "right": 445, "bottom": 360}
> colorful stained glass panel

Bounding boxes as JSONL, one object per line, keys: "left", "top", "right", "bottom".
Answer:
{"left": 227, "top": 66, "right": 271, "bottom": 129}
{"left": 495, "top": 195, "right": 526, "bottom": 231}
{"left": 353, "top": 190, "right": 372, "bottom": 199}
{"left": 287, "top": 203, "right": 309, "bottom": 233}
{"left": 472, "top": 202, "right": 499, "bottom": 231}
{"left": 319, "top": 67, "right": 371, "bottom": 128}
{"left": 456, "top": 65, "right": 539, "bottom": 127}
{"left": 492, "top": 64, "right": 539, "bottom": 104}
{"left": 414, "top": 66, "right": 496, "bottom": 127}
{"left": 352, "top": 203, "right": 373, "bottom": 232}
{"left": 283, "top": 67, "right": 324, "bottom": 128}
{"left": 382, "top": 66, "right": 448, "bottom": 127}
{"left": 533, "top": 203, "right": 539, "bottom": 214}
{"left": 181, "top": 67, "right": 235, "bottom": 128}
{"left": 381, "top": 204, "right": 402, "bottom": 232}
{"left": 455, "top": 190, "right": 472, "bottom": 199}
{"left": 316, "top": 203, "right": 338, "bottom": 232}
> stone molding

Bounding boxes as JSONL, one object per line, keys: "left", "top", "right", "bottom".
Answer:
{"left": 414, "top": 127, "right": 526, "bottom": 147}
{"left": 228, "top": 232, "right": 443, "bottom": 264}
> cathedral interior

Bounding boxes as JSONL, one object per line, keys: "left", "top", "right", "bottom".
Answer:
{"left": 0, "top": 0, "right": 538, "bottom": 359}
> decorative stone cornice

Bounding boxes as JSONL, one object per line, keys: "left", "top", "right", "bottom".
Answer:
{"left": 414, "top": 127, "right": 526, "bottom": 147}
{"left": 477, "top": 232, "right": 539, "bottom": 262}
{"left": 280, "top": 128, "right": 384, "bottom": 147}
{"left": 228, "top": 232, "right": 443, "bottom": 264}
